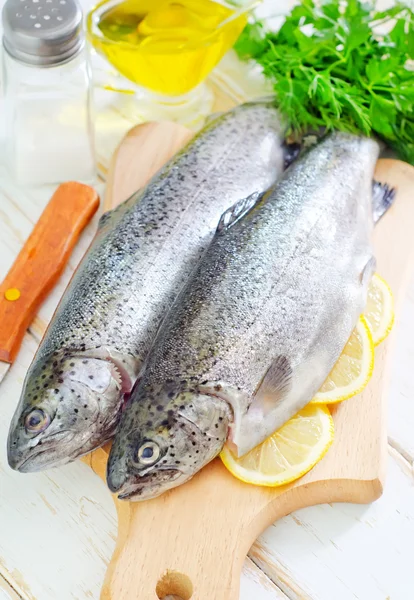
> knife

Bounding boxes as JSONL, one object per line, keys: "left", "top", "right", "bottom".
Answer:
{"left": 0, "top": 182, "right": 100, "bottom": 384}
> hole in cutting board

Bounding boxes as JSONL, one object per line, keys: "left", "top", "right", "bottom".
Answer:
{"left": 156, "top": 570, "right": 193, "bottom": 599}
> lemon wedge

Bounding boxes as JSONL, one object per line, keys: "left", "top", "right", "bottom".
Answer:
{"left": 220, "top": 405, "right": 334, "bottom": 487}
{"left": 364, "top": 273, "right": 394, "bottom": 346}
{"left": 311, "top": 315, "right": 374, "bottom": 405}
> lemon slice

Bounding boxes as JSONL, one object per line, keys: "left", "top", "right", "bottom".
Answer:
{"left": 220, "top": 405, "right": 334, "bottom": 487}
{"left": 364, "top": 273, "right": 394, "bottom": 346}
{"left": 311, "top": 315, "right": 374, "bottom": 405}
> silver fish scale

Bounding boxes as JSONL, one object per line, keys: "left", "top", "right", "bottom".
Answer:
{"left": 125, "top": 132, "right": 378, "bottom": 455}
{"left": 34, "top": 101, "right": 284, "bottom": 376}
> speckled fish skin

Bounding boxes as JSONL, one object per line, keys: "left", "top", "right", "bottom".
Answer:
{"left": 7, "top": 101, "right": 285, "bottom": 473}
{"left": 107, "top": 131, "right": 382, "bottom": 501}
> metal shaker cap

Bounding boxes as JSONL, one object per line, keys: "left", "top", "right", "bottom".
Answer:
{"left": 2, "top": 0, "right": 83, "bottom": 66}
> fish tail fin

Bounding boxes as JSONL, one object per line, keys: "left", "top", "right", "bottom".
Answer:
{"left": 282, "top": 131, "right": 325, "bottom": 169}
{"left": 372, "top": 180, "right": 396, "bottom": 223}
{"left": 282, "top": 141, "right": 301, "bottom": 168}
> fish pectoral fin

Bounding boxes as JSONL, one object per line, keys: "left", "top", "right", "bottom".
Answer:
{"left": 216, "top": 191, "right": 265, "bottom": 234}
{"left": 229, "top": 356, "right": 293, "bottom": 457}
{"left": 253, "top": 355, "right": 293, "bottom": 416}
{"left": 372, "top": 180, "right": 396, "bottom": 223}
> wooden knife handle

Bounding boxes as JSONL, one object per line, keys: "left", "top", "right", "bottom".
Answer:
{"left": 0, "top": 182, "right": 99, "bottom": 363}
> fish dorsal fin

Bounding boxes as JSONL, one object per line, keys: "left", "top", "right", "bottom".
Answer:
{"left": 253, "top": 355, "right": 293, "bottom": 415}
{"left": 216, "top": 191, "right": 264, "bottom": 234}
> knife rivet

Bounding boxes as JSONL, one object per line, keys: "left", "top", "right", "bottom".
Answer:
{"left": 5, "top": 288, "right": 21, "bottom": 301}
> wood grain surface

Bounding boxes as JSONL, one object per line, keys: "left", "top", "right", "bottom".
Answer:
{"left": 1, "top": 132, "right": 414, "bottom": 600}
{"left": 80, "top": 123, "right": 414, "bottom": 600}
{"left": 1, "top": 0, "right": 413, "bottom": 594}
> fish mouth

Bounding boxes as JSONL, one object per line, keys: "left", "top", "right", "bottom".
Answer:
{"left": 8, "top": 431, "right": 75, "bottom": 473}
{"left": 115, "top": 469, "right": 182, "bottom": 501}
{"left": 16, "top": 448, "right": 53, "bottom": 473}
{"left": 9, "top": 445, "right": 65, "bottom": 473}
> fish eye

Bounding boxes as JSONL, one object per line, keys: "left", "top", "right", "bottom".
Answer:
{"left": 136, "top": 441, "right": 161, "bottom": 465}
{"left": 25, "top": 408, "right": 50, "bottom": 434}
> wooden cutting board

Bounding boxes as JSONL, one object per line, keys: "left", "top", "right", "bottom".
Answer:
{"left": 82, "top": 121, "right": 414, "bottom": 600}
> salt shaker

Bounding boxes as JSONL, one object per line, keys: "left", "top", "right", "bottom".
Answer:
{"left": 2, "top": 0, "right": 96, "bottom": 185}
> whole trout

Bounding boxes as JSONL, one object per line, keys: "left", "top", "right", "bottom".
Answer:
{"left": 107, "top": 132, "right": 394, "bottom": 500}
{"left": 8, "top": 101, "right": 285, "bottom": 472}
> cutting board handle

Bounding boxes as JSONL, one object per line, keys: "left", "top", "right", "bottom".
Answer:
{"left": 101, "top": 464, "right": 255, "bottom": 600}
{"left": 89, "top": 449, "right": 249, "bottom": 600}
{"left": 84, "top": 448, "right": 256, "bottom": 600}
{"left": 87, "top": 448, "right": 365, "bottom": 600}
{"left": 103, "top": 491, "right": 243, "bottom": 600}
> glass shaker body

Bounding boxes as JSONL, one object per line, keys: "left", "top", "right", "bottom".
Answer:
{"left": 2, "top": 45, "right": 96, "bottom": 186}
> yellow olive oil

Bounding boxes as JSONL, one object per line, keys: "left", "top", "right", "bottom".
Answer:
{"left": 88, "top": 0, "right": 248, "bottom": 96}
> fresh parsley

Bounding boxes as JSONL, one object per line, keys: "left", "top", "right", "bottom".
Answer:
{"left": 235, "top": 0, "right": 414, "bottom": 164}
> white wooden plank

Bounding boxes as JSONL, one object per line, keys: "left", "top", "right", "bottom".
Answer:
{"left": 0, "top": 577, "right": 21, "bottom": 600}
{"left": 388, "top": 275, "right": 414, "bottom": 462}
{"left": 241, "top": 559, "right": 289, "bottom": 600}
{"left": 0, "top": 168, "right": 56, "bottom": 225}
{"left": 1, "top": 1, "right": 413, "bottom": 598}
{"left": 249, "top": 448, "right": 414, "bottom": 600}
{"left": 0, "top": 190, "right": 34, "bottom": 275}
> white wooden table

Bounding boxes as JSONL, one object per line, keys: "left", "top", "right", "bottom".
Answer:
{"left": 1, "top": 1, "right": 414, "bottom": 599}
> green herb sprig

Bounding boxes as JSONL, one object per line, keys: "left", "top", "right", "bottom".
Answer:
{"left": 235, "top": 0, "right": 414, "bottom": 163}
